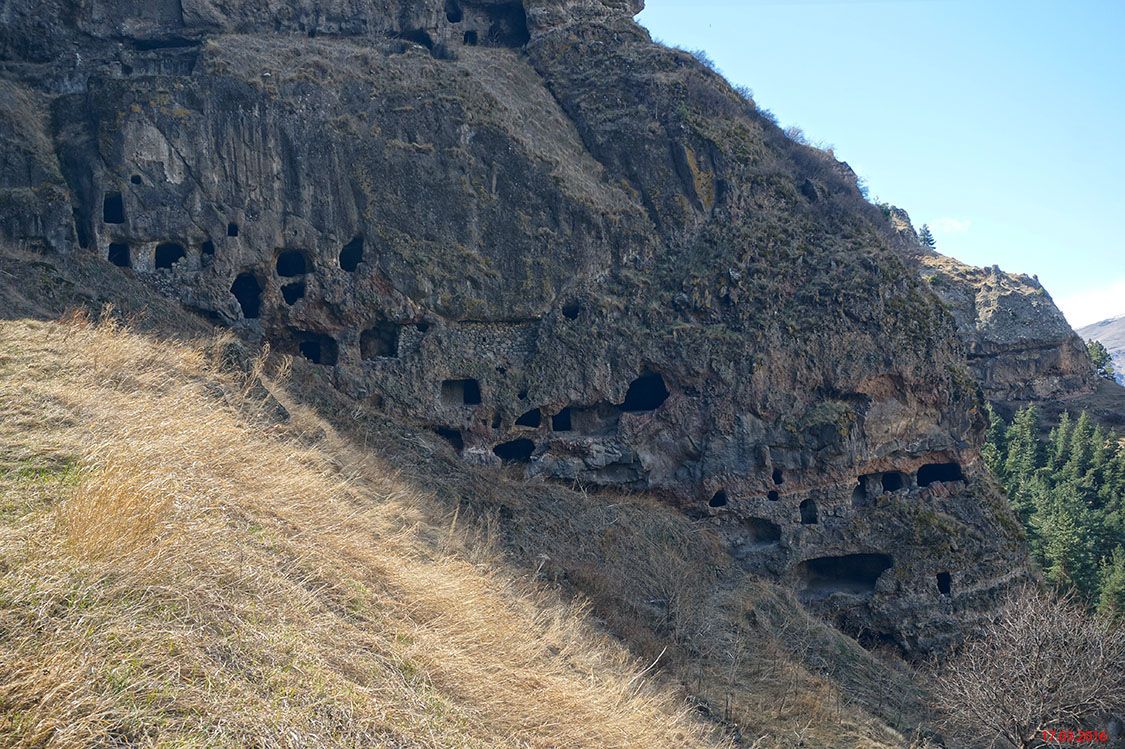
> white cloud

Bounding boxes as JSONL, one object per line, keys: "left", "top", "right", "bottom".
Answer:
{"left": 930, "top": 217, "right": 972, "bottom": 235}
{"left": 1056, "top": 276, "right": 1125, "bottom": 329}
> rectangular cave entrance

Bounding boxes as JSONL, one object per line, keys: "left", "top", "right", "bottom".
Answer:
{"left": 796, "top": 553, "right": 893, "bottom": 596}
{"left": 108, "top": 242, "right": 130, "bottom": 268}
{"left": 918, "top": 462, "right": 964, "bottom": 487}
{"left": 103, "top": 191, "right": 125, "bottom": 224}
{"left": 361, "top": 320, "right": 400, "bottom": 360}
{"left": 745, "top": 517, "right": 781, "bottom": 546}
{"left": 881, "top": 471, "right": 906, "bottom": 493}
{"left": 442, "top": 378, "right": 481, "bottom": 406}
{"left": 294, "top": 332, "right": 338, "bottom": 366}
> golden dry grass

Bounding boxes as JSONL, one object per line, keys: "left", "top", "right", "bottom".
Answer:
{"left": 0, "top": 309, "right": 730, "bottom": 748}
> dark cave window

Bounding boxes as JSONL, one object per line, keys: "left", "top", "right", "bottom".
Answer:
{"left": 231, "top": 273, "right": 263, "bottom": 319}
{"left": 882, "top": 471, "right": 906, "bottom": 493}
{"left": 796, "top": 554, "right": 893, "bottom": 595}
{"left": 937, "top": 572, "right": 952, "bottom": 596}
{"left": 463, "top": 30, "right": 478, "bottom": 45}
{"left": 107, "top": 242, "right": 130, "bottom": 268}
{"left": 442, "top": 378, "right": 482, "bottom": 406}
{"left": 515, "top": 409, "right": 541, "bottom": 428}
{"left": 297, "top": 333, "right": 338, "bottom": 366}
{"left": 445, "top": 0, "right": 463, "bottom": 23}
{"left": 130, "top": 174, "right": 143, "bottom": 185}
{"left": 800, "top": 498, "right": 818, "bottom": 525}
{"left": 227, "top": 222, "right": 239, "bottom": 237}
{"left": 551, "top": 407, "right": 573, "bottom": 432}
{"left": 154, "top": 242, "right": 186, "bottom": 269}
{"left": 562, "top": 301, "right": 581, "bottom": 320}
{"left": 435, "top": 427, "right": 464, "bottom": 452}
{"left": 276, "top": 250, "right": 309, "bottom": 277}
{"left": 851, "top": 481, "right": 867, "bottom": 507}
{"left": 361, "top": 320, "right": 401, "bottom": 360}
{"left": 340, "top": 236, "right": 364, "bottom": 272}
{"left": 621, "top": 372, "right": 669, "bottom": 412}
{"left": 918, "top": 463, "right": 965, "bottom": 487}
{"left": 401, "top": 28, "right": 434, "bottom": 50}
{"left": 768, "top": 490, "right": 780, "bottom": 502}
{"left": 485, "top": 3, "right": 529, "bottom": 47}
{"left": 746, "top": 517, "right": 781, "bottom": 545}
{"left": 709, "top": 490, "right": 728, "bottom": 508}
{"left": 201, "top": 239, "right": 215, "bottom": 257}
{"left": 281, "top": 281, "right": 305, "bottom": 305}
{"left": 773, "top": 468, "right": 784, "bottom": 485}
{"left": 493, "top": 438, "right": 535, "bottom": 463}
{"left": 103, "top": 192, "right": 125, "bottom": 224}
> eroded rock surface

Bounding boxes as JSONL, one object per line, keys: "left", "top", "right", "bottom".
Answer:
{"left": 0, "top": 0, "right": 1031, "bottom": 652}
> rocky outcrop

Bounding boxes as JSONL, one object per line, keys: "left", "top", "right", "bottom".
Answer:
{"left": 0, "top": 0, "right": 1030, "bottom": 651}
{"left": 916, "top": 253, "right": 1095, "bottom": 404}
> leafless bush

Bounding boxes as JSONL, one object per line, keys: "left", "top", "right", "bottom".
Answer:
{"left": 933, "top": 586, "right": 1125, "bottom": 749}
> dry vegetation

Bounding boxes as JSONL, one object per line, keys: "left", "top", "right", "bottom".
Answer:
{"left": 0, "top": 309, "right": 727, "bottom": 748}
{"left": 0, "top": 262, "right": 936, "bottom": 748}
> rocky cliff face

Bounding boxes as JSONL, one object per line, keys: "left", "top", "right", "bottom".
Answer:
{"left": 0, "top": 0, "right": 1030, "bottom": 651}
{"left": 884, "top": 209, "right": 1097, "bottom": 409}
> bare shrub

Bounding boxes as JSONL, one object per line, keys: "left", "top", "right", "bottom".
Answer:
{"left": 932, "top": 586, "right": 1125, "bottom": 748}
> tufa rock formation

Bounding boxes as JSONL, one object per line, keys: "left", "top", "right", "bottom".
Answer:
{"left": 1, "top": 0, "right": 1033, "bottom": 651}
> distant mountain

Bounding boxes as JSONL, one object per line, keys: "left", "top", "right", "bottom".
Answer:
{"left": 1078, "top": 316, "right": 1125, "bottom": 385}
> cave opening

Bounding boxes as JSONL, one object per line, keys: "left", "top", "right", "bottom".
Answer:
{"left": 108, "top": 242, "right": 130, "bottom": 268}
{"left": 562, "top": 301, "right": 581, "bottom": 320}
{"left": 297, "top": 333, "right": 338, "bottom": 366}
{"left": 918, "top": 463, "right": 964, "bottom": 487}
{"left": 400, "top": 28, "right": 434, "bottom": 50}
{"left": 442, "top": 378, "right": 482, "bottom": 406}
{"left": 201, "top": 239, "right": 215, "bottom": 257}
{"left": 227, "top": 222, "right": 239, "bottom": 237}
{"left": 796, "top": 554, "right": 893, "bottom": 595}
{"left": 937, "top": 571, "right": 952, "bottom": 596}
{"left": 130, "top": 174, "right": 143, "bottom": 185}
{"left": 551, "top": 407, "right": 572, "bottom": 432}
{"left": 768, "top": 490, "right": 780, "bottom": 502}
{"left": 621, "top": 372, "right": 669, "bottom": 412}
{"left": 277, "top": 250, "right": 309, "bottom": 277}
{"left": 463, "top": 30, "right": 478, "bottom": 45}
{"left": 281, "top": 281, "right": 305, "bottom": 305}
{"left": 485, "top": 3, "right": 529, "bottom": 46}
{"left": 493, "top": 438, "right": 535, "bottom": 463}
{"left": 708, "top": 490, "right": 728, "bottom": 508}
{"left": 746, "top": 517, "right": 781, "bottom": 545}
{"left": 773, "top": 468, "right": 784, "bottom": 485}
{"left": 516, "top": 409, "right": 542, "bottom": 428}
{"left": 882, "top": 471, "right": 906, "bottom": 493}
{"left": 361, "top": 320, "right": 401, "bottom": 360}
{"left": 231, "top": 273, "right": 263, "bottom": 319}
{"left": 103, "top": 192, "right": 125, "bottom": 224}
{"left": 435, "top": 427, "right": 464, "bottom": 452}
{"left": 800, "top": 498, "right": 818, "bottom": 525}
{"left": 154, "top": 242, "right": 186, "bottom": 269}
{"left": 445, "top": 0, "right": 463, "bottom": 23}
{"left": 340, "top": 236, "right": 364, "bottom": 272}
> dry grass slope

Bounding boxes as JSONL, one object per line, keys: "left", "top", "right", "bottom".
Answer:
{"left": 0, "top": 310, "right": 727, "bottom": 748}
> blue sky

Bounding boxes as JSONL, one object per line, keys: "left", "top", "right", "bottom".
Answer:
{"left": 638, "top": 0, "right": 1125, "bottom": 328}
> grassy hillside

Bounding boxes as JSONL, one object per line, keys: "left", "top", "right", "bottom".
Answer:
{"left": 0, "top": 310, "right": 729, "bottom": 748}
{"left": 0, "top": 250, "right": 933, "bottom": 748}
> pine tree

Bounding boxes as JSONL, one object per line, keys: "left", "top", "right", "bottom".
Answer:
{"left": 1088, "top": 339, "right": 1116, "bottom": 380}
{"left": 1099, "top": 547, "right": 1125, "bottom": 620}
{"left": 1046, "top": 411, "right": 1072, "bottom": 473}
{"left": 919, "top": 224, "right": 936, "bottom": 248}
{"left": 983, "top": 403, "right": 1007, "bottom": 479}
{"left": 1003, "top": 406, "right": 1041, "bottom": 493}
